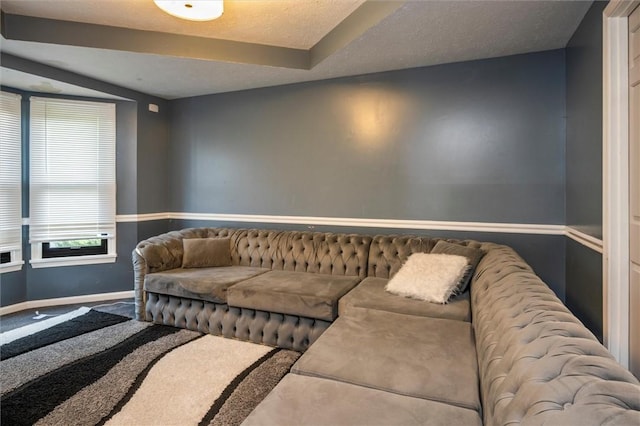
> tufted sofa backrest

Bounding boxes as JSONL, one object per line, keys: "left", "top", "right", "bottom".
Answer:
{"left": 232, "top": 229, "right": 371, "bottom": 278}
{"left": 136, "top": 227, "right": 372, "bottom": 278}
{"left": 471, "top": 243, "right": 640, "bottom": 425}
{"left": 278, "top": 232, "right": 371, "bottom": 278}
{"left": 232, "top": 229, "right": 282, "bottom": 269}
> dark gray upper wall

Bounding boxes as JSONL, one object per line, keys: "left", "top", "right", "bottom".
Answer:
{"left": 566, "top": 1, "right": 605, "bottom": 239}
{"left": 565, "top": 0, "right": 606, "bottom": 342}
{"left": 116, "top": 101, "right": 138, "bottom": 214}
{"left": 137, "top": 104, "right": 169, "bottom": 214}
{"left": 169, "top": 50, "right": 566, "bottom": 225}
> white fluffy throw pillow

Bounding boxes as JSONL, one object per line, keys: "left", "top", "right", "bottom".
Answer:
{"left": 385, "top": 253, "right": 470, "bottom": 304}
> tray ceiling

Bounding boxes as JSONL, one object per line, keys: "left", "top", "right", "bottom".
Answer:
{"left": 0, "top": 1, "right": 593, "bottom": 100}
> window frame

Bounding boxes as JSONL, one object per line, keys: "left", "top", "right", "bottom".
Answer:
{"left": 30, "top": 238, "right": 116, "bottom": 268}
{"left": 42, "top": 238, "right": 108, "bottom": 259}
{"left": 28, "top": 96, "right": 117, "bottom": 269}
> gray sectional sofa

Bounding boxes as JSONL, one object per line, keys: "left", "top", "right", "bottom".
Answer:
{"left": 133, "top": 228, "right": 640, "bottom": 425}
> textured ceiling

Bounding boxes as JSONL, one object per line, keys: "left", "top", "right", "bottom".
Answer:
{"left": 0, "top": 1, "right": 592, "bottom": 100}
{"left": 0, "top": 0, "right": 366, "bottom": 49}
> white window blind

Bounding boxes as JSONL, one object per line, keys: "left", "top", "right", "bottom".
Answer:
{"left": 0, "top": 91, "right": 23, "bottom": 255}
{"left": 29, "top": 97, "right": 116, "bottom": 243}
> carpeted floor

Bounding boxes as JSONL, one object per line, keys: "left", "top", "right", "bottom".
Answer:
{"left": 0, "top": 308, "right": 300, "bottom": 426}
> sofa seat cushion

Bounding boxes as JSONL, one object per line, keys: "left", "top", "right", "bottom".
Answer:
{"left": 227, "top": 270, "right": 361, "bottom": 321}
{"left": 243, "top": 374, "right": 482, "bottom": 426}
{"left": 144, "top": 266, "right": 268, "bottom": 303}
{"left": 339, "top": 277, "right": 471, "bottom": 321}
{"left": 292, "top": 309, "right": 480, "bottom": 411}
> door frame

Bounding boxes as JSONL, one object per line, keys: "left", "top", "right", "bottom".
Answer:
{"left": 603, "top": 0, "right": 639, "bottom": 368}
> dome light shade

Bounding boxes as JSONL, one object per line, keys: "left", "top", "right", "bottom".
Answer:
{"left": 154, "top": 0, "right": 223, "bottom": 21}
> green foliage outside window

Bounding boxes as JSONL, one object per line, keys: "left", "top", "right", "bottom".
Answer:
{"left": 49, "top": 239, "right": 102, "bottom": 249}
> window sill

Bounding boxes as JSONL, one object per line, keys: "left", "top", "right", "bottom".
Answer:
{"left": 30, "top": 254, "right": 117, "bottom": 269}
{"left": 0, "top": 261, "right": 25, "bottom": 274}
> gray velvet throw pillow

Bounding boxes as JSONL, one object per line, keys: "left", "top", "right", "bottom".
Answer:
{"left": 431, "top": 241, "right": 485, "bottom": 293}
{"left": 182, "top": 237, "right": 232, "bottom": 268}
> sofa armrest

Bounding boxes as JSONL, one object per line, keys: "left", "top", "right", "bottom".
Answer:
{"left": 135, "top": 231, "right": 190, "bottom": 273}
{"left": 132, "top": 231, "right": 185, "bottom": 321}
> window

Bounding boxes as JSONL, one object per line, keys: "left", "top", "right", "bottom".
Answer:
{"left": 29, "top": 97, "right": 116, "bottom": 268}
{"left": 0, "top": 91, "right": 23, "bottom": 273}
{"left": 42, "top": 239, "right": 108, "bottom": 258}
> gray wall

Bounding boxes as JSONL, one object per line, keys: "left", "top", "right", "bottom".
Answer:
{"left": 565, "top": 1, "right": 606, "bottom": 342}
{"left": 0, "top": 55, "right": 170, "bottom": 306}
{"left": 116, "top": 101, "right": 138, "bottom": 215}
{"left": 566, "top": 1, "right": 605, "bottom": 239}
{"left": 0, "top": 228, "right": 27, "bottom": 306}
{"left": 137, "top": 104, "right": 169, "bottom": 214}
{"left": 566, "top": 239, "right": 603, "bottom": 340}
{"left": 168, "top": 50, "right": 567, "bottom": 294}
{"left": 169, "top": 50, "right": 566, "bottom": 225}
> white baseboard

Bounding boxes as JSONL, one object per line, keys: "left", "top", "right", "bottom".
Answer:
{"left": 0, "top": 290, "right": 134, "bottom": 316}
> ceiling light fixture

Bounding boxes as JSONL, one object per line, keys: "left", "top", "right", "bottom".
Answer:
{"left": 154, "top": 0, "right": 223, "bottom": 21}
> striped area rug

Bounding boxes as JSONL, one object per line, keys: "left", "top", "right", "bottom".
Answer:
{"left": 0, "top": 308, "right": 300, "bottom": 426}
